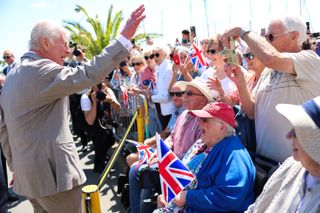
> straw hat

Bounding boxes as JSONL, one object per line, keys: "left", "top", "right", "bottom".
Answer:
{"left": 276, "top": 97, "right": 320, "bottom": 164}
{"left": 175, "top": 77, "right": 213, "bottom": 102}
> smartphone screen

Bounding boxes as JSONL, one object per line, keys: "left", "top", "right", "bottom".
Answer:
{"left": 190, "top": 26, "right": 196, "bottom": 37}
{"left": 173, "top": 54, "right": 180, "bottom": 65}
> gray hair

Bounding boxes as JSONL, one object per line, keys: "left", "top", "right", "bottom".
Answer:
{"left": 226, "top": 123, "right": 235, "bottom": 136}
{"left": 176, "top": 46, "right": 190, "bottom": 56}
{"left": 29, "top": 21, "right": 66, "bottom": 50}
{"left": 153, "top": 42, "right": 170, "bottom": 58}
{"left": 280, "top": 16, "right": 307, "bottom": 46}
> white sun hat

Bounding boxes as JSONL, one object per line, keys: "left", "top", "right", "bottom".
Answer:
{"left": 276, "top": 96, "right": 320, "bottom": 164}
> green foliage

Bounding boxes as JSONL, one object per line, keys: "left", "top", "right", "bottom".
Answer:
{"left": 63, "top": 4, "right": 123, "bottom": 59}
{"left": 63, "top": 4, "right": 161, "bottom": 59}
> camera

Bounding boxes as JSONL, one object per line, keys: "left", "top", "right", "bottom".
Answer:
{"left": 69, "top": 41, "right": 81, "bottom": 57}
{"left": 96, "top": 83, "right": 106, "bottom": 101}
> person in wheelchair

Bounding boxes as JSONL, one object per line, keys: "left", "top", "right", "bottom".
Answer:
{"left": 246, "top": 97, "right": 320, "bottom": 212}
{"left": 156, "top": 102, "right": 255, "bottom": 212}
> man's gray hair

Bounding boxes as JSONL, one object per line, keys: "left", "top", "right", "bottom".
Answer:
{"left": 29, "top": 21, "right": 66, "bottom": 50}
{"left": 280, "top": 16, "right": 307, "bottom": 46}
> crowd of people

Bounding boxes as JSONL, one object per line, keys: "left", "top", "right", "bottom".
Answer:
{"left": 0, "top": 4, "right": 320, "bottom": 213}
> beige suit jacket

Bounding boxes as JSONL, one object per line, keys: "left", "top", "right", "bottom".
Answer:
{"left": 0, "top": 40, "right": 128, "bottom": 198}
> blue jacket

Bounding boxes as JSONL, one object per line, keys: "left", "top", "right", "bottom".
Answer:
{"left": 185, "top": 135, "right": 255, "bottom": 213}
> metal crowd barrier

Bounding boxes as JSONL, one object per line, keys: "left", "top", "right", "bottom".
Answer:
{"left": 81, "top": 93, "right": 150, "bottom": 212}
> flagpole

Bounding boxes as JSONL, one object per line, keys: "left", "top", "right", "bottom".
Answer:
{"left": 203, "top": 0, "right": 210, "bottom": 37}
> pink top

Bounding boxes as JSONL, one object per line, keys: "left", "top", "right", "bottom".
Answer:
{"left": 141, "top": 66, "right": 156, "bottom": 89}
{"left": 165, "top": 110, "right": 202, "bottom": 159}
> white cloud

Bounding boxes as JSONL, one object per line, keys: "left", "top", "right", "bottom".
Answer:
{"left": 31, "top": 1, "right": 49, "bottom": 9}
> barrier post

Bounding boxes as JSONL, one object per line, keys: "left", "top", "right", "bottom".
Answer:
{"left": 81, "top": 111, "right": 138, "bottom": 213}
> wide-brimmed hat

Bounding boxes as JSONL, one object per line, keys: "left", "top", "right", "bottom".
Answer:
{"left": 276, "top": 97, "right": 320, "bottom": 164}
{"left": 175, "top": 77, "right": 213, "bottom": 102}
{"left": 189, "top": 102, "right": 235, "bottom": 127}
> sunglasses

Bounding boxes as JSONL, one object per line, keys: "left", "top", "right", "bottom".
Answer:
{"left": 185, "top": 91, "right": 204, "bottom": 97}
{"left": 206, "top": 49, "right": 217, "bottom": 54}
{"left": 169, "top": 91, "right": 185, "bottom": 97}
{"left": 2, "top": 55, "right": 11, "bottom": 59}
{"left": 265, "top": 32, "right": 289, "bottom": 42}
{"left": 287, "top": 128, "right": 297, "bottom": 139}
{"left": 154, "top": 53, "right": 161, "bottom": 58}
{"left": 144, "top": 54, "right": 154, "bottom": 60}
{"left": 131, "top": 62, "right": 143, "bottom": 67}
{"left": 243, "top": 52, "right": 254, "bottom": 60}
{"left": 200, "top": 117, "right": 209, "bottom": 123}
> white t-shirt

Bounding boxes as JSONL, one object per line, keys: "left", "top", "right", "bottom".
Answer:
{"left": 80, "top": 93, "right": 92, "bottom": 111}
{"left": 253, "top": 50, "right": 320, "bottom": 162}
{"left": 200, "top": 66, "right": 237, "bottom": 99}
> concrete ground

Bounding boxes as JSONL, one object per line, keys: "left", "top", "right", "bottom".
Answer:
{"left": 6, "top": 138, "right": 129, "bottom": 213}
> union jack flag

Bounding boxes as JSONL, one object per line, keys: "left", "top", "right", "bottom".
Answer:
{"left": 120, "top": 85, "right": 129, "bottom": 108}
{"left": 126, "top": 139, "right": 154, "bottom": 165}
{"left": 189, "top": 43, "right": 207, "bottom": 69}
{"left": 156, "top": 134, "right": 195, "bottom": 203}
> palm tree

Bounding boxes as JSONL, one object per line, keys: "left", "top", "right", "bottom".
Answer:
{"left": 63, "top": 4, "right": 123, "bottom": 59}
{"left": 64, "top": 4, "right": 161, "bottom": 59}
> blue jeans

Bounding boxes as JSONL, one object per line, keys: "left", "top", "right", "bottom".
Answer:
{"left": 129, "top": 164, "right": 155, "bottom": 213}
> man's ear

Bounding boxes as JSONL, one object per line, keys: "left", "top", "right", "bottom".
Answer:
{"left": 40, "top": 37, "right": 50, "bottom": 51}
{"left": 290, "top": 31, "right": 299, "bottom": 46}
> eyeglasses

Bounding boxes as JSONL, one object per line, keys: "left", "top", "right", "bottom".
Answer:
{"left": 287, "top": 128, "right": 297, "bottom": 139}
{"left": 206, "top": 49, "right": 217, "bottom": 54}
{"left": 265, "top": 32, "right": 290, "bottom": 42}
{"left": 144, "top": 54, "right": 154, "bottom": 60}
{"left": 169, "top": 91, "right": 185, "bottom": 97}
{"left": 199, "top": 117, "right": 209, "bottom": 123}
{"left": 154, "top": 53, "right": 161, "bottom": 58}
{"left": 185, "top": 90, "right": 204, "bottom": 97}
{"left": 243, "top": 52, "right": 254, "bottom": 60}
{"left": 2, "top": 55, "right": 11, "bottom": 59}
{"left": 131, "top": 62, "right": 143, "bottom": 67}
{"left": 199, "top": 117, "right": 223, "bottom": 125}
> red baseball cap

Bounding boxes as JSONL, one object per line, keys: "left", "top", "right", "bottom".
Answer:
{"left": 189, "top": 102, "right": 236, "bottom": 127}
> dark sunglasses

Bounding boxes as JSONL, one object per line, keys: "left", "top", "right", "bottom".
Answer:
{"left": 265, "top": 32, "right": 288, "bottom": 42}
{"left": 169, "top": 91, "right": 185, "bottom": 97}
{"left": 144, "top": 54, "right": 154, "bottom": 60}
{"left": 200, "top": 117, "right": 209, "bottom": 123}
{"left": 243, "top": 52, "right": 254, "bottom": 60}
{"left": 206, "top": 49, "right": 217, "bottom": 54}
{"left": 2, "top": 55, "right": 11, "bottom": 59}
{"left": 154, "top": 53, "right": 161, "bottom": 58}
{"left": 185, "top": 91, "right": 204, "bottom": 97}
{"left": 131, "top": 62, "right": 143, "bottom": 67}
{"left": 287, "top": 128, "right": 296, "bottom": 138}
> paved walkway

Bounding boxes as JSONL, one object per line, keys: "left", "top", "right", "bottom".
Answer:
{"left": 6, "top": 138, "right": 128, "bottom": 213}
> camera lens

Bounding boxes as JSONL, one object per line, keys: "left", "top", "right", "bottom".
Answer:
{"left": 96, "top": 91, "right": 106, "bottom": 101}
{"left": 73, "top": 49, "right": 81, "bottom": 57}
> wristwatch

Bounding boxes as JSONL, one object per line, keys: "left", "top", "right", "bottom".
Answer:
{"left": 240, "top": 28, "right": 250, "bottom": 40}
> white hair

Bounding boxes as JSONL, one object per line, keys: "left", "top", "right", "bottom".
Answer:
{"left": 29, "top": 21, "right": 67, "bottom": 50}
{"left": 153, "top": 42, "right": 170, "bottom": 57}
{"left": 176, "top": 46, "right": 190, "bottom": 56}
{"left": 280, "top": 16, "right": 307, "bottom": 46}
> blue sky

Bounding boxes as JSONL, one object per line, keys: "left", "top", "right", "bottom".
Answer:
{"left": 1, "top": 0, "right": 319, "bottom": 68}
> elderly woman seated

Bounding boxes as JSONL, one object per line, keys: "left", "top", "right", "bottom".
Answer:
{"left": 246, "top": 97, "right": 320, "bottom": 212}
{"left": 156, "top": 102, "right": 256, "bottom": 212}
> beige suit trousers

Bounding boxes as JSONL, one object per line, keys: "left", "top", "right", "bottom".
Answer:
{"left": 29, "top": 185, "right": 83, "bottom": 213}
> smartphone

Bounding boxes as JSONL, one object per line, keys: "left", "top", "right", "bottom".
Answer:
{"left": 306, "top": 22, "right": 310, "bottom": 34}
{"left": 190, "top": 26, "right": 196, "bottom": 37}
{"left": 173, "top": 54, "right": 180, "bottom": 65}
